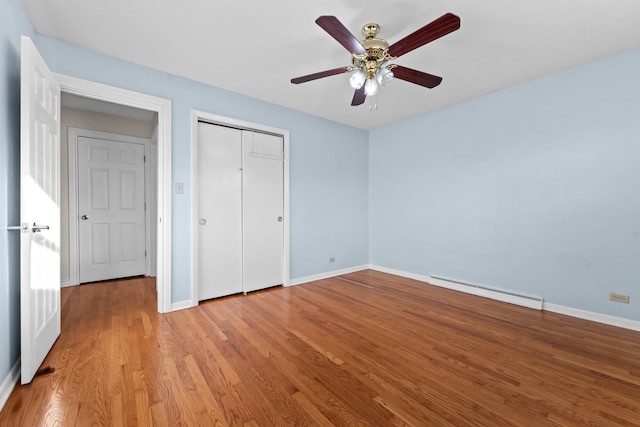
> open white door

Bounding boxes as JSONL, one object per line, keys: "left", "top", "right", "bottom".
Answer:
{"left": 20, "top": 35, "right": 61, "bottom": 384}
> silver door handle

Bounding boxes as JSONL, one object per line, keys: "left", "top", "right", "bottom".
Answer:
{"left": 32, "top": 223, "right": 49, "bottom": 232}
{"left": 277, "top": 216, "right": 283, "bottom": 222}
{"left": 81, "top": 215, "right": 89, "bottom": 220}
{"left": 199, "top": 219, "right": 206, "bottom": 225}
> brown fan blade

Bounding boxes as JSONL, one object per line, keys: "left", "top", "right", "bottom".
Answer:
{"left": 316, "top": 16, "right": 366, "bottom": 55}
{"left": 387, "top": 13, "right": 460, "bottom": 58}
{"left": 351, "top": 86, "right": 366, "bottom": 106}
{"left": 291, "top": 67, "right": 350, "bottom": 84}
{"left": 392, "top": 66, "right": 443, "bottom": 88}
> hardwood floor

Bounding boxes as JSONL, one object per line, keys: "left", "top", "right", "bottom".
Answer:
{"left": 1, "top": 270, "right": 639, "bottom": 426}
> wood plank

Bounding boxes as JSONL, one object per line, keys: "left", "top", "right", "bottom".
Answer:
{"left": 1, "top": 272, "right": 639, "bottom": 426}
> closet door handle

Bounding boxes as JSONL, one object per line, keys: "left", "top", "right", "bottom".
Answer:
{"left": 277, "top": 217, "right": 283, "bottom": 222}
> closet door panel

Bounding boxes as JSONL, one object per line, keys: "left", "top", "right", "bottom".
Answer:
{"left": 242, "top": 131, "right": 284, "bottom": 293}
{"left": 197, "top": 123, "right": 243, "bottom": 300}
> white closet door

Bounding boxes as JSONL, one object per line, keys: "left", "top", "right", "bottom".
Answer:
{"left": 242, "top": 131, "right": 284, "bottom": 293}
{"left": 197, "top": 123, "right": 243, "bottom": 300}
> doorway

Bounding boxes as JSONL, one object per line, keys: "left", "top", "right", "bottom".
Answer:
{"left": 56, "top": 74, "right": 172, "bottom": 313}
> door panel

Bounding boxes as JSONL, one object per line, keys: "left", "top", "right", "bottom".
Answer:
{"left": 90, "top": 224, "right": 110, "bottom": 264}
{"left": 197, "top": 123, "right": 243, "bottom": 300}
{"left": 78, "top": 137, "right": 146, "bottom": 282}
{"left": 242, "top": 131, "right": 284, "bottom": 293}
{"left": 20, "top": 36, "right": 61, "bottom": 384}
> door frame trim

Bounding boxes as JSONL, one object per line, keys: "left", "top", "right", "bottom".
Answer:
{"left": 189, "top": 110, "right": 290, "bottom": 306}
{"left": 67, "top": 128, "right": 151, "bottom": 285}
{"left": 56, "top": 74, "right": 173, "bottom": 313}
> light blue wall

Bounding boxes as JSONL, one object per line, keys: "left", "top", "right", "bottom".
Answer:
{"left": 288, "top": 119, "right": 369, "bottom": 277}
{"left": 0, "top": 0, "right": 36, "bottom": 389}
{"left": 370, "top": 48, "right": 640, "bottom": 320}
{"left": 33, "top": 35, "right": 370, "bottom": 303}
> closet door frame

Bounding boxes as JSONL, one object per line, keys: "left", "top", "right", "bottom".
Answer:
{"left": 189, "top": 110, "right": 290, "bottom": 306}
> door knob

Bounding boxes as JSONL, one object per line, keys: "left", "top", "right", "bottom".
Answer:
{"left": 81, "top": 215, "right": 89, "bottom": 220}
{"left": 199, "top": 219, "right": 207, "bottom": 225}
{"left": 277, "top": 216, "right": 283, "bottom": 222}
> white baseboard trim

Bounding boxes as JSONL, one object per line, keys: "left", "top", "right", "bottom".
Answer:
{"left": 0, "top": 360, "right": 20, "bottom": 412}
{"left": 60, "top": 280, "right": 75, "bottom": 288}
{"left": 288, "top": 265, "right": 369, "bottom": 287}
{"left": 370, "top": 265, "right": 640, "bottom": 331}
{"left": 544, "top": 303, "right": 640, "bottom": 332}
{"left": 369, "top": 265, "right": 432, "bottom": 283}
{"left": 171, "top": 299, "right": 194, "bottom": 312}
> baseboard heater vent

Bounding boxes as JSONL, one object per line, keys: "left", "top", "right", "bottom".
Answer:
{"left": 430, "top": 275, "right": 544, "bottom": 310}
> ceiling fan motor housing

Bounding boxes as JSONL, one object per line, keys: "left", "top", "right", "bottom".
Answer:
{"left": 353, "top": 24, "right": 395, "bottom": 78}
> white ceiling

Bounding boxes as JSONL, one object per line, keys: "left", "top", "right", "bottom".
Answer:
{"left": 23, "top": 0, "right": 640, "bottom": 130}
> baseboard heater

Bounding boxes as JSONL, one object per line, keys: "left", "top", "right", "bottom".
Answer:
{"left": 429, "top": 275, "right": 544, "bottom": 310}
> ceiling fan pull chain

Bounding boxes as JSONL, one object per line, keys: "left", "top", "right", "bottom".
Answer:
{"left": 368, "top": 96, "right": 378, "bottom": 112}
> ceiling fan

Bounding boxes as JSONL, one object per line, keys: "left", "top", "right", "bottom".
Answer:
{"left": 291, "top": 13, "right": 460, "bottom": 106}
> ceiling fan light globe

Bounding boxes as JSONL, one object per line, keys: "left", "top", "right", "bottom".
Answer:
{"left": 364, "top": 78, "right": 379, "bottom": 96}
{"left": 376, "top": 68, "right": 394, "bottom": 86}
{"left": 349, "top": 70, "right": 366, "bottom": 89}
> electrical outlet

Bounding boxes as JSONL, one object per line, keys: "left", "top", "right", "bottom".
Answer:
{"left": 175, "top": 182, "right": 184, "bottom": 194}
{"left": 609, "top": 292, "right": 630, "bottom": 304}
{"left": 329, "top": 257, "right": 335, "bottom": 263}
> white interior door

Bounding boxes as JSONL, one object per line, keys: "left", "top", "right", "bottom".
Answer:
{"left": 20, "top": 35, "right": 61, "bottom": 384}
{"left": 242, "top": 131, "right": 284, "bottom": 293}
{"left": 197, "top": 123, "right": 243, "bottom": 300}
{"left": 77, "top": 137, "right": 146, "bottom": 283}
